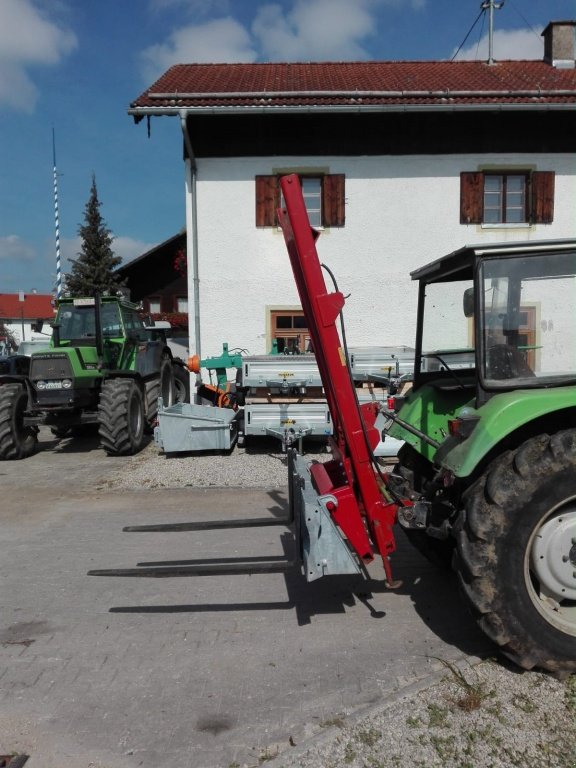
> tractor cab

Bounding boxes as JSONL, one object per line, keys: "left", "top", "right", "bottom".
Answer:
{"left": 388, "top": 239, "right": 576, "bottom": 470}
{"left": 411, "top": 239, "right": 576, "bottom": 404}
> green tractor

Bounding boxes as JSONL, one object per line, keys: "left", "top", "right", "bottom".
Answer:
{"left": 386, "top": 238, "right": 576, "bottom": 674}
{"left": 0, "top": 295, "right": 184, "bottom": 459}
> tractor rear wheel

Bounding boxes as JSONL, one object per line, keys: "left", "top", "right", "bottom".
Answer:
{"left": 145, "top": 356, "right": 175, "bottom": 427}
{"left": 0, "top": 384, "right": 37, "bottom": 460}
{"left": 455, "top": 430, "right": 576, "bottom": 675}
{"left": 98, "top": 379, "right": 145, "bottom": 456}
{"left": 172, "top": 362, "right": 190, "bottom": 403}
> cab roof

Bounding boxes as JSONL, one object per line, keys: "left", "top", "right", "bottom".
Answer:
{"left": 411, "top": 238, "right": 576, "bottom": 284}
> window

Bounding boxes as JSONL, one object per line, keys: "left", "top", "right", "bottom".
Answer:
{"left": 256, "top": 174, "right": 345, "bottom": 228}
{"left": 270, "top": 310, "right": 311, "bottom": 354}
{"left": 460, "top": 171, "right": 554, "bottom": 225}
{"left": 483, "top": 173, "right": 527, "bottom": 223}
{"left": 176, "top": 296, "right": 188, "bottom": 313}
{"left": 148, "top": 297, "right": 161, "bottom": 313}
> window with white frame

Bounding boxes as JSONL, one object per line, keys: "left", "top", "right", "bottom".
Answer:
{"left": 460, "top": 170, "right": 554, "bottom": 225}
{"left": 255, "top": 173, "right": 345, "bottom": 228}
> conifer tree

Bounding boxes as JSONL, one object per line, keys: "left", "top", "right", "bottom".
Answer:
{"left": 66, "top": 175, "right": 125, "bottom": 296}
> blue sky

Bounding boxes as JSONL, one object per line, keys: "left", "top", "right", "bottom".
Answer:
{"left": 0, "top": 0, "right": 573, "bottom": 295}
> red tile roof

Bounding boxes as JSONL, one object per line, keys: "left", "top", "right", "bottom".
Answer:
{"left": 0, "top": 294, "right": 55, "bottom": 320}
{"left": 130, "top": 60, "right": 576, "bottom": 114}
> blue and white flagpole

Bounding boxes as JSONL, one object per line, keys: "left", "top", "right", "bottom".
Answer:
{"left": 52, "top": 128, "right": 62, "bottom": 299}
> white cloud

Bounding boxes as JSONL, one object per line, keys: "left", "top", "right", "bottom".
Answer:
{"left": 453, "top": 28, "right": 544, "bottom": 61}
{"left": 253, "top": 0, "right": 378, "bottom": 61}
{"left": 113, "top": 237, "right": 157, "bottom": 265}
{"left": 61, "top": 236, "right": 153, "bottom": 269}
{"left": 141, "top": 17, "right": 256, "bottom": 77}
{"left": 0, "top": 0, "right": 77, "bottom": 112}
{"left": 0, "top": 235, "right": 36, "bottom": 263}
{"left": 141, "top": 0, "right": 421, "bottom": 73}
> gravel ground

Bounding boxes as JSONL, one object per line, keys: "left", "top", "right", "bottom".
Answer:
{"left": 108, "top": 436, "right": 334, "bottom": 490}
{"left": 109, "top": 437, "right": 576, "bottom": 768}
{"left": 266, "top": 660, "right": 576, "bottom": 768}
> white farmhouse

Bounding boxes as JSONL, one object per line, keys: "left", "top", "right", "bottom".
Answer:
{"left": 128, "top": 20, "right": 576, "bottom": 360}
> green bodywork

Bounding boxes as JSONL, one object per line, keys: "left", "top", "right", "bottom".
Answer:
{"left": 24, "top": 296, "right": 168, "bottom": 421}
{"left": 390, "top": 382, "right": 576, "bottom": 478}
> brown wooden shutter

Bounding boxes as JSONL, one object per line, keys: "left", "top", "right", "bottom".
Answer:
{"left": 255, "top": 175, "right": 279, "bottom": 227}
{"left": 460, "top": 172, "right": 484, "bottom": 224}
{"left": 531, "top": 171, "right": 555, "bottom": 224}
{"left": 322, "top": 174, "right": 345, "bottom": 227}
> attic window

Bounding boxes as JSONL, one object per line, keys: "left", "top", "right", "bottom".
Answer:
{"left": 255, "top": 173, "right": 345, "bottom": 228}
{"left": 460, "top": 171, "right": 554, "bottom": 225}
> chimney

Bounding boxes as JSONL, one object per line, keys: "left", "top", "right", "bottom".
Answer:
{"left": 542, "top": 20, "right": 576, "bottom": 68}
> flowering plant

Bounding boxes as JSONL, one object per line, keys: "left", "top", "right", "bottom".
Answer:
{"left": 151, "top": 311, "right": 188, "bottom": 330}
{"left": 173, "top": 249, "right": 187, "bottom": 277}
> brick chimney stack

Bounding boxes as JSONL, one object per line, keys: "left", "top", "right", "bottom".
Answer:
{"left": 542, "top": 21, "right": 576, "bottom": 68}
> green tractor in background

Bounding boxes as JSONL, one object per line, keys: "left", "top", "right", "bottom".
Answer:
{"left": 0, "top": 295, "right": 188, "bottom": 459}
{"left": 386, "top": 239, "right": 576, "bottom": 675}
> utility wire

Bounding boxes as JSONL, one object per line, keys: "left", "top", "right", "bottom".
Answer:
{"left": 506, "top": 0, "right": 542, "bottom": 41}
{"left": 451, "top": 7, "right": 486, "bottom": 61}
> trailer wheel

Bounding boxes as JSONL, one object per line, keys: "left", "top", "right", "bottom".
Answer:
{"left": 455, "top": 429, "right": 576, "bottom": 675}
{"left": 98, "top": 379, "right": 145, "bottom": 456}
{"left": 0, "top": 384, "right": 37, "bottom": 460}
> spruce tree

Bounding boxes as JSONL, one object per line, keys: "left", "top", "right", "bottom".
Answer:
{"left": 66, "top": 175, "right": 125, "bottom": 297}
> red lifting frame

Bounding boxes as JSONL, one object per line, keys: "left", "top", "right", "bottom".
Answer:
{"left": 278, "top": 174, "right": 398, "bottom": 581}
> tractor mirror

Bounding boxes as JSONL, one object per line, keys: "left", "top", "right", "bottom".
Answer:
{"left": 463, "top": 287, "right": 474, "bottom": 317}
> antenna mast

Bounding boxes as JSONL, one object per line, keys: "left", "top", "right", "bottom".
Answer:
{"left": 52, "top": 128, "right": 62, "bottom": 299}
{"left": 481, "top": 0, "right": 505, "bottom": 65}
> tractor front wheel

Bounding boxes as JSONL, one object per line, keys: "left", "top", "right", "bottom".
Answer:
{"left": 0, "top": 384, "right": 37, "bottom": 460}
{"left": 456, "top": 429, "right": 576, "bottom": 675}
{"left": 98, "top": 379, "right": 145, "bottom": 456}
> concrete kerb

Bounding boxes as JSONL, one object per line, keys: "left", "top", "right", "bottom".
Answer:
{"left": 261, "top": 654, "right": 487, "bottom": 767}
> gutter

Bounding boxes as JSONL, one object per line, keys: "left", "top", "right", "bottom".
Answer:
{"left": 180, "top": 113, "right": 202, "bottom": 368}
{"left": 130, "top": 101, "right": 576, "bottom": 119}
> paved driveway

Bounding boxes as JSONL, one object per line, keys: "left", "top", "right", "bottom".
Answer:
{"left": 0, "top": 431, "right": 491, "bottom": 768}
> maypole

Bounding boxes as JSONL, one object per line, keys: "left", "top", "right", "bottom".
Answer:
{"left": 52, "top": 128, "right": 62, "bottom": 299}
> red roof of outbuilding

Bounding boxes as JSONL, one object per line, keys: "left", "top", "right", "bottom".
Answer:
{"left": 130, "top": 60, "right": 576, "bottom": 114}
{"left": 0, "top": 294, "right": 55, "bottom": 320}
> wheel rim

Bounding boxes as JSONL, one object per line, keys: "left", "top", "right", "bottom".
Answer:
{"left": 527, "top": 501, "right": 576, "bottom": 636}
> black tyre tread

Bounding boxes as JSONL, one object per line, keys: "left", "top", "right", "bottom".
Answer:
{"left": 98, "top": 379, "right": 145, "bottom": 456}
{"left": 173, "top": 362, "right": 190, "bottom": 403}
{"left": 456, "top": 429, "right": 576, "bottom": 675}
{"left": 0, "top": 384, "right": 37, "bottom": 460}
{"left": 146, "top": 357, "right": 174, "bottom": 423}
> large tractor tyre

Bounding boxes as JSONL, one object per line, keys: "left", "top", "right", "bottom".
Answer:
{"left": 145, "top": 357, "right": 175, "bottom": 427}
{"left": 0, "top": 384, "right": 38, "bottom": 460}
{"left": 98, "top": 379, "right": 145, "bottom": 456}
{"left": 173, "top": 362, "right": 190, "bottom": 404}
{"left": 455, "top": 429, "right": 576, "bottom": 675}
{"left": 392, "top": 444, "right": 454, "bottom": 569}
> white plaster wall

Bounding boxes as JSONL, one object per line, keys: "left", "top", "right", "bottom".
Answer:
{"left": 190, "top": 153, "right": 576, "bottom": 357}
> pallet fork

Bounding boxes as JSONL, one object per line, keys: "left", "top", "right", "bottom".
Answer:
{"left": 89, "top": 174, "right": 403, "bottom": 586}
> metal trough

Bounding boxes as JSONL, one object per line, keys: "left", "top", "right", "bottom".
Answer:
{"left": 154, "top": 398, "right": 239, "bottom": 454}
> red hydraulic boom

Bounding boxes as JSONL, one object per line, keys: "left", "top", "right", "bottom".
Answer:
{"left": 278, "top": 174, "right": 401, "bottom": 584}
{"left": 89, "top": 174, "right": 404, "bottom": 587}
